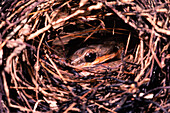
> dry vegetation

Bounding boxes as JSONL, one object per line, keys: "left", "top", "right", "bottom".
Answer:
{"left": 0, "top": 0, "right": 169, "bottom": 112}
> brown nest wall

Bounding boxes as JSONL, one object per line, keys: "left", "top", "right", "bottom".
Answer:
{"left": 0, "top": 0, "right": 169, "bottom": 112}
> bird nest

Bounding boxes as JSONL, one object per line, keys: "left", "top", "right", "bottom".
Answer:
{"left": 0, "top": 0, "right": 169, "bottom": 112}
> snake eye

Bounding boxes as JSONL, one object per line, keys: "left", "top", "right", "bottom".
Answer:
{"left": 85, "top": 52, "right": 97, "bottom": 62}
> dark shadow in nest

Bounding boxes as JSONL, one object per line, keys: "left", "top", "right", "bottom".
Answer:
{"left": 65, "top": 32, "right": 139, "bottom": 61}
{"left": 63, "top": 14, "right": 140, "bottom": 59}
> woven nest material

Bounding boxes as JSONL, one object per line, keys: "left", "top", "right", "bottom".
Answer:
{"left": 0, "top": 0, "right": 169, "bottom": 112}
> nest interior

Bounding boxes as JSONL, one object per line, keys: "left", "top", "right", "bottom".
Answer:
{"left": 0, "top": 0, "right": 169, "bottom": 112}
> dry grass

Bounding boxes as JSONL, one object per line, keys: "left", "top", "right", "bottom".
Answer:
{"left": 0, "top": 0, "right": 169, "bottom": 112}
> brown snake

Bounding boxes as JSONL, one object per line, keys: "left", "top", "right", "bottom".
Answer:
{"left": 70, "top": 41, "right": 125, "bottom": 68}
